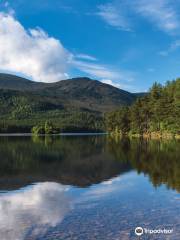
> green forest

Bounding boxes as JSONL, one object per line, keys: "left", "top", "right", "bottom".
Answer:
{"left": 0, "top": 88, "right": 104, "bottom": 133}
{"left": 0, "top": 76, "right": 179, "bottom": 137}
{"left": 105, "top": 79, "right": 180, "bottom": 138}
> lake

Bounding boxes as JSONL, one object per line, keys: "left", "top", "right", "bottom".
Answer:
{"left": 0, "top": 135, "right": 179, "bottom": 240}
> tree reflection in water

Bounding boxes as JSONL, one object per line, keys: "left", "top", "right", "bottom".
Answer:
{"left": 108, "top": 137, "right": 180, "bottom": 192}
{"left": 0, "top": 135, "right": 179, "bottom": 192}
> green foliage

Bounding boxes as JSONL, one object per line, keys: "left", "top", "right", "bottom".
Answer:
{"left": 44, "top": 121, "right": 54, "bottom": 134}
{"left": 0, "top": 89, "right": 105, "bottom": 133}
{"left": 105, "top": 107, "right": 130, "bottom": 134}
{"left": 11, "top": 96, "right": 33, "bottom": 119}
{"left": 106, "top": 79, "right": 180, "bottom": 135}
{"left": 32, "top": 121, "right": 57, "bottom": 135}
{"left": 32, "top": 125, "right": 45, "bottom": 135}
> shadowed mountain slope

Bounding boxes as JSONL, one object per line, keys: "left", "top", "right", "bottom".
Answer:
{"left": 0, "top": 74, "right": 138, "bottom": 113}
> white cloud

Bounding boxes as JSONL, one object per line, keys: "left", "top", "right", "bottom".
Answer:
{"left": 101, "top": 79, "right": 121, "bottom": 88}
{"left": 0, "top": 12, "right": 72, "bottom": 82}
{"left": 75, "top": 53, "right": 97, "bottom": 61}
{"left": 159, "top": 39, "right": 180, "bottom": 56}
{"left": 97, "top": 0, "right": 180, "bottom": 34}
{"left": 71, "top": 59, "right": 136, "bottom": 90}
{"left": 0, "top": 182, "right": 71, "bottom": 240}
{"left": 72, "top": 60, "right": 121, "bottom": 79}
{"left": 97, "top": 3, "right": 131, "bottom": 31}
{"left": 136, "top": 0, "right": 180, "bottom": 34}
{"left": 101, "top": 79, "right": 135, "bottom": 90}
{"left": 0, "top": 11, "right": 136, "bottom": 90}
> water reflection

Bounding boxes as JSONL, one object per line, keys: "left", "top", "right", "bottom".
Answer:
{"left": 0, "top": 136, "right": 179, "bottom": 191}
{"left": 108, "top": 137, "right": 180, "bottom": 192}
{"left": 0, "top": 135, "right": 179, "bottom": 239}
{"left": 0, "top": 182, "right": 71, "bottom": 240}
{"left": 0, "top": 136, "right": 131, "bottom": 189}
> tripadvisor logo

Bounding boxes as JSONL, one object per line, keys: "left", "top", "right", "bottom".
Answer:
{"left": 135, "top": 227, "right": 143, "bottom": 236}
{"left": 135, "top": 226, "right": 173, "bottom": 236}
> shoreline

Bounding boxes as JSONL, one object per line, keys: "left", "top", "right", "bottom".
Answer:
{"left": 0, "top": 132, "right": 108, "bottom": 137}
{"left": 0, "top": 131, "right": 179, "bottom": 139}
{"left": 110, "top": 132, "right": 180, "bottom": 140}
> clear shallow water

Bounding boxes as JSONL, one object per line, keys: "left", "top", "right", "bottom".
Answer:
{"left": 0, "top": 135, "right": 179, "bottom": 240}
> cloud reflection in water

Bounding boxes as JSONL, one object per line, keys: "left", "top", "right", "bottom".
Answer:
{"left": 0, "top": 182, "right": 71, "bottom": 240}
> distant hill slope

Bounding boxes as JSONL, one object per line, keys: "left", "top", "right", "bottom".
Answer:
{"left": 0, "top": 73, "right": 138, "bottom": 113}
{"left": 0, "top": 73, "right": 46, "bottom": 90}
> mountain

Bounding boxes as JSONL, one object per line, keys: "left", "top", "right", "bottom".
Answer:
{"left": 0, "top": 73, "right": 137, "bottom": 113}
{"left": 0, "top": 73, "right": 142, "bottom": 133}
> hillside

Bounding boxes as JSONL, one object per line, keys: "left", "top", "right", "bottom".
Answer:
{"left": 0, "top": 74, "right": 137, "bottom": 112}
{"left": 0, "top": 73, "right": 46, "bottom": 91}
{"left": 0, "top": 73, "right": 140, "bottom": 133}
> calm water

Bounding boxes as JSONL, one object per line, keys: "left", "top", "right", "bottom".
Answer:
{"left": 0, "top": 135, "right": 179, "bottom": 240}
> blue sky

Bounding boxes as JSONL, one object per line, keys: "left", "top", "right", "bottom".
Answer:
{"left": 0, "top": 0, "right": 180, "bottom": 92}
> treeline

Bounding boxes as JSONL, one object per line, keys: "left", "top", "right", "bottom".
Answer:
{"left": 31, "top": 113, "right": 104, "bottom": 135}
{"left": 0, "top": 111, "right": 104, "bottom": 133}
{"left": 105, "top": 79, "right": 180, "bottom": 137}
{"left": 0, "top": 79, "right": 179, "bottom": 135}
